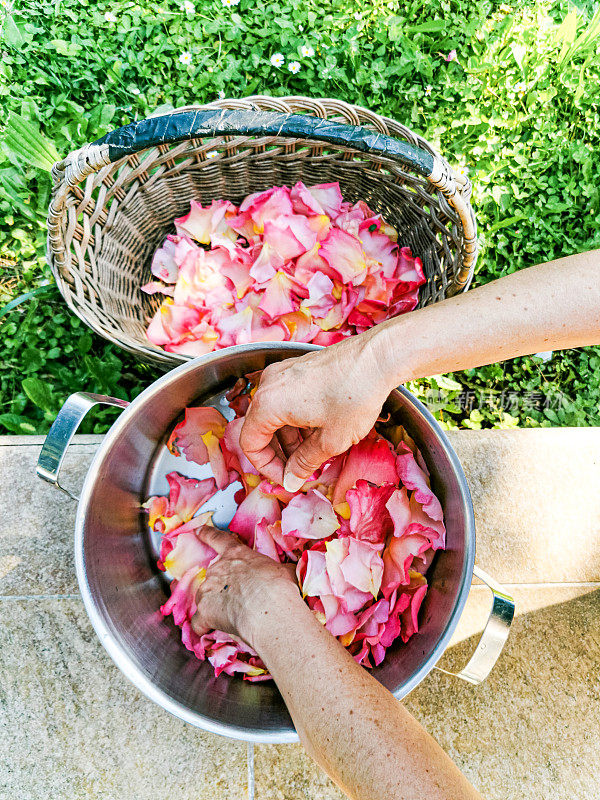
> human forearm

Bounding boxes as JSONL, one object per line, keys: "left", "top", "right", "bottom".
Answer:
{"left": 372, "top": 249, "right": 600, "bottom": 388}
{"left": 240, "top": 249, "right": 600, "bottom": 488}
{"left": 246, "top": 588, "right": 483, "bottom": 800}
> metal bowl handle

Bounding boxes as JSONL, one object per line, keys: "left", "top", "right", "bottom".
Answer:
{"left": 436, "top": 566, "right": 515, "bottom": 685}
{"left": 36, "top": 392, "right": 129, "bottom": 501}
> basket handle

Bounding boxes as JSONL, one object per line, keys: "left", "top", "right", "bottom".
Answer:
{"left": 51, "top": 108, "right": 477, "bottom": 292}
{"left": 93, "top": 107, "right": 437, "bottom": 177}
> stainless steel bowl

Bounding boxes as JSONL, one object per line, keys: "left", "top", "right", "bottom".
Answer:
{"left": 37, "top": 342, "right": 514, "bottom": 742}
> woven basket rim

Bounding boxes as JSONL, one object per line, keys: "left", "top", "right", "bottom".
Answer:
{"left": 46, "top": 95, "right": 478, "bottom": 367}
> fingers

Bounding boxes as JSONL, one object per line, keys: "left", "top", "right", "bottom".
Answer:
{"left": 270, "top": 433, "right": 287, "bottom": 463}
{"left": 240, "top": 398, "right": 286, "bottom": 485}
{"left": 194, "top": 524, "right": 236, "bottom": 555}
{"left": 190, "top": 613, "right": 210, "bottom": 637}
{"left": 276, "top": 425, "right": 303, "bottom": 458}
{"left": 282, "top": 429, "right": 335, "bottom": 492}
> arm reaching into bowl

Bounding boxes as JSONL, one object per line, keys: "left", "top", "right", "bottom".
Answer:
{"left": 191, "top": 525, "right": 484, "bottom": 800}
{"left": 240, "top": 249, "right": 600, "bottom": 490}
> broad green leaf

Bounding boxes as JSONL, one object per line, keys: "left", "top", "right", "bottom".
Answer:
{"left": 568, "top": 7, "right": 600, "bottom": 62}
{"left": 0, "top": 414, "right": 36, "bottom": 434}
{"left": 510, "top": 42, "right": 527, "bottom": 69}
{"left": 0, "top": 171, "right": 39, "bottom": 221}
{"left": 50, "top": 38, "right": 83, "bottom": 56}
{"left": 406, "top": 20, "right": 446, "bottom": 34}
{"left": 99, "top": 104, "right": 116, "bottom": 128}
{"left": 555, "top": 9, "right": 578, "bottom": 64}
{"left": 2, "top": 112, "right": 60, "bottom": 171}
{"left": 149, "top": 103, "right": 175, "bottom": 118}
{"left": 487, "top": 214, "right": 527, "bottom": 234}
{"left": 22, "top": 377, "right": 55, "bottom": 413}
{"left": 2, "top": 15, "right": 25, "bottom": 47}
{"left": 21, "top": 347, "right": 44, "bottom": 371}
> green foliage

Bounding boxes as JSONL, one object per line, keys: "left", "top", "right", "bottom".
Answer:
{"left": 0, "top": 291, "right": 152, "bottom": 433}
{"left": 0, "top": 0, "right": 599, "bottom": 433}
{"left": 2, "top": 112, "right": 60, "bottom": 171}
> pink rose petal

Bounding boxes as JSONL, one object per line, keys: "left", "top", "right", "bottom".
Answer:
{"left": 175, "top": 199, "right": 238, "bottom": 250}
{"left": 151, "top": 235, "right": 179, "bottom": 283}
{"left": 147, "top": 302, "right": 202, "bottom": 347}
{"left": 301, "top": 271, "right": 336, "bottom": 317}
{"left": 381, "top": 533, "right": 430, "bottom": 598}
{"left": 298, "top": 548, "right": 333, "bottom": 597}
{"left": 253, "top": 519, "right": 282, "bottom": 562}
{"left": 338, "top": 537, "right": 384, "bottom": 597}
{"left": 319, "top": 227, "right": 368, "bottom": 285}
{"left": 229, "top": 481, "right": 282, "bottom": 546}
{"left": 400, "top": 576, "right": 428, "bottom": 642}
{"left": 141, "top": 280, "right": 175, "bottom": 297}
{"left": 163, "top": 530, "right": 218, "bottom": 579}
{"left": 249, "top": 241, "right": 285, "bottom": 284}
{"left": 240, "top": 186, "right": 294, "bottom": 231}
{"left": 345, "top": 480, "right": 395, "bottom": 543}
{"left": 281, "top": 489, "right": 340, "bottom": 539}
{"left": 396, "top": 442, "right": 444, "bottom": 528}
{"left": 168, "top": 406, "right": 228, "bottom": 466}
{"left": 290, "top": 182, "right": 343, "bottom": 218}
{"left": 332, "top": 436, "right": 398, "bottom": 505}
{"left": 143, "top": 472, "right": 217, "bottom": 535}
{"left": 259, "top": 270, "right": 297, "bottom": 318}
{"left": 263, "top": 215, "right": 317, "bottom": 261}
{"left": 222, "top": 416, "right": 259, "bottom": 477}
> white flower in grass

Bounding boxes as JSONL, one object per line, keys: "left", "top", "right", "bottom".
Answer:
{"left": 183, "top": 0, "right": 195, "bottom": 13}
{"left": 288, "top": 61, "right": 301, "bottom": 74}
{"left": 270, "top": 53, "right": 285, "bottom": 68}
{"left": 179, "top": 51, "right": 193, "bottom": 65}
{"left": 218, "top": 90, "right": 226, "bottom": 99}
{"left": 515, "top": 81, "right": 527, "bottom": 98}
{"left": 104, "top": 11, "right": 117, "bottom": 22}
{"left": 425, "top": 84, "right": 432, "bottom": 96}
{"left": 300, "top": 44, "right": 315, "bottom": 58}
{"left": 222, "top": 0, "right": 240, "bottom": 6}
{"left": 206, "top": 151, "right": 219, "bottom": 159}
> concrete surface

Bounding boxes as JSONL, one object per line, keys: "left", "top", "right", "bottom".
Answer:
{"left": 0, "top": 430, "right": 598, "bottom": 799}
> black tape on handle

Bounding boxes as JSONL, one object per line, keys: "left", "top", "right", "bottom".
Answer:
{"left": 92, "top": 108, "right": 435, "bottom": 178}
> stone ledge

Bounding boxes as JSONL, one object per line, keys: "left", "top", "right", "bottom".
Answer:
{"left": 1, "top": 428, "right": 598, "bottom": 595}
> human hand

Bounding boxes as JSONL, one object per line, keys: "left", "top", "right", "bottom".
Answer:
{"left": 190, "top": 526, "right": 298, "bottom": 648}
{"left": 239, "top": 330, "right": 393, "bottom": 492}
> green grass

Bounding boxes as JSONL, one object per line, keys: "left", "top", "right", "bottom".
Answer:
{"left": 1, "top": 0, "right": 599, "bottom": 434}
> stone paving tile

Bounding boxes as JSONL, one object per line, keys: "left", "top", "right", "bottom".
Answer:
{"left": 253, "top": 744, "right": 346, "bottom": 800}
{"left": 0, "top": 441, "right": 97, "bottom": 595}
{"left": 254, "top": 585, "right": 600, "bottom": 800}
{"left": 408, "top": 584, "right": 600, "bottom": 800}
{"left": 0, "top": 598, "right": 247, "bottom": 800}
{"left": 447, "top": 428, "right": 600, "bottom": 583}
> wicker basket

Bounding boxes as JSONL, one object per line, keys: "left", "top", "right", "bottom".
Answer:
{"left": 47, "top": 96, "right": 478, "bottom": 367}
